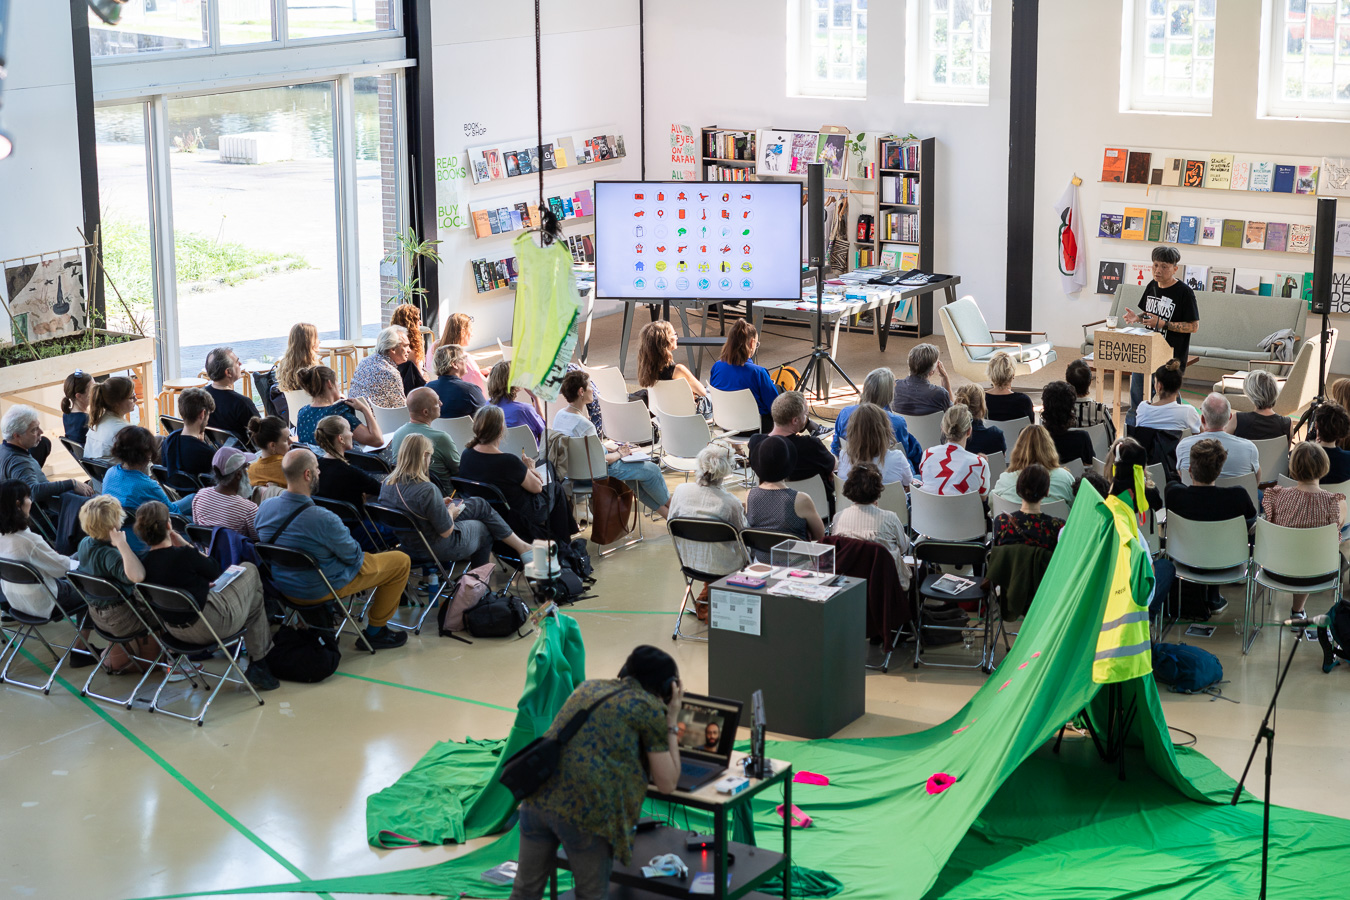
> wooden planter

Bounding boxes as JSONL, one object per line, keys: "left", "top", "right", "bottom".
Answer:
{"left": 0, "top": 331, "right": 155, "bottom": 428}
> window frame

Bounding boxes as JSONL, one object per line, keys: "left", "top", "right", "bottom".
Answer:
{"left": 1121, "top": 0, "right": 1217, "bottom": 115}
{"left": 787, "top": 0, "right": 868, "bottom": 100}
{"left": 905, "top": 0, "right": 993, "bottom": 106}
{"left": 1260, "top": 0, "right": 1350, "bottom": 121}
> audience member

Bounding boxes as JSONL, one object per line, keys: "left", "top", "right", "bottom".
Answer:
{"left": 836, "top": 402, "right": 913, "bottom": 487}
{"left": 134, "top": 501, "right": 278, "bottom": 691}
{"left": 378, "top": 433, "right": 534, "bottom": 568}
{"left": 460, "top": 405, "right": 550, "bottom": 540}
{"left": 1329, "top": 378, "right": 1350, "bottom": 449}
{"left": 668, "top": 444, "right": 747, "bottom": 619}
{"left": 275, "top": 322, "right": 321, "bottom": 392}
{"left": 295, "top": 365, "right": 383, "bottom": 448}
{"left": 349, "top": 325, "right": 412, "bottom": 409}
{"left": 1133, "top": 360, "right": 1201, "bottom": 435}
{"left": 244, "top": 416, "right": 292, "bottom": 491}
{"left": 203, "top": 348, "right": 261, "bottom": 438}
{"left": 101, "top": 426, "right": 194, "bottom": 551}
{"left": 1104, "top": 437, "right": 1168, "bottom": 620}
{"left": 552, "top": 371, "right": 671, "bottom": 519}
{"left": 1065, "top": 358, "right": 1116, "bottom": 444}
{"left": 0, "top": 406, "right": 94, "bottom": 503}
{"left": 918, "top": 404, "right": 988, "bottom": 496}
{"left": 992, "top": 464, "right": 1063, "bottom": 552}
{"left": 954, "top": 383, "right": 1006, "bottom": 456}
{"left": 75, "top": 495, "right": 149, "bottom": 646}
{"left": 748, "top": 391, "right": 838, "bottom": 514}
{"left": 1228, "top": 370, "right": 1292, "bottom": 442}
{"left": 745, "top": 435, "right": 825, "bottom": 557}
{"left": 389, "top": 303, "right": 428, "bottom": 383}
{"left": 487, "top": 361, "right": 546, "bottom": 444}
{"left": 1164, "top": 438, "right": 1257, "bottom": 616}
{"left": 984, "top": 352, "right": 1035, "bottom": 422}
{"left": 1262, "top": 441, "right": 1347, "bottom": 623}
{"left": 390, "top": 387, "right": 460, "bottom": 493}
{"left": 429, "top": 311, "right": 488, "bottom": 391}
{"left": 427, "top": 344, "right": 486, "bottom": 420}
{"left": 638, "top": 319, "right": 711, "bottom": 416}
{"left": 1313, "top": 402, "right": 1350, "bottom": 484}
{"left": 992, "top": 424, "right": 1076, "bottom": 507}
{"left": 83, "top": 376, "right": 138, "bottom": 459}
{"left": 891, "top": 343, "right": 951, "bottom": 417}
{"left": 0, "top": 480, "right": 98, "bottom": 665}
{"left": 62, "top": 370, "right": 93, "bottom": 444}
{"left": 832, "top": 462, "right": 911, "bottom": 587}
{"left": 1040, "top": 380, "right": 1096, "bottom": 468}
{"left": 1176, "top": 393, "right": 1259, "bottom": 478}
{"left": 161, "top": 387, "right": 217, "bottom": 478}
{"left": 255, "top": 448, "right": 409, "bottom": 650}
{"left": 191, "top": 447, "right": 259, "bottom": 540}
{"left": 313, "top": 416, "right": 381, "bottom": 508}
{"left": 708, "top": 320, "right": 779, "bottom": 433}
{"left": 829, "top": 367, "right": 923, "bottom": 472}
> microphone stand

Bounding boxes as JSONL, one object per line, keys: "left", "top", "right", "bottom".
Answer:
{"left": 1229, "top": 626, "right": 1301, "bottom": 899}
{"left": 795, "top": 261, "right": 859, "bottom": 401}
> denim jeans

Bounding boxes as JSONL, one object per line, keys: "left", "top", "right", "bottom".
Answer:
{"left": 607, "top": 459, "right": 670, "bottom": 512}
{"left": 510, "top": 804, "right": 614, "bottom": 900}
{"left": 1127, "top": 372, "right": 1145, "bottom": 427}
{"left": 1149, "top": 556, "right": 1176, "bottom": 622}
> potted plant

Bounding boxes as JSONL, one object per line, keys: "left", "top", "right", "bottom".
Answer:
{"left": 382, "top": 227, "right": 443, "bottom": 307}
{"left": 844, "top": 132, "right": 870, "bottom": 178}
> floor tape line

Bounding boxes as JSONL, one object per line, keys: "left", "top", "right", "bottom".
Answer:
{"left": 333, "top": 670, "right": 517, "bottom": 712}
{"left": 567, "top": 608, "right": 672, "bottom": 615}
{"left": 17, "top": 649, "right": 334, "bottom": 900}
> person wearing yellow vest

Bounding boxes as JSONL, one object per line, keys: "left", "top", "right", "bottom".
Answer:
{"left": 1094, "top": 438, "right": 1167, "bottom": 683}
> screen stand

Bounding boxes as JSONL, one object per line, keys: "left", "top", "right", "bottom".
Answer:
{"left": 793, "top": 264, "right": 858, "bottom": 401}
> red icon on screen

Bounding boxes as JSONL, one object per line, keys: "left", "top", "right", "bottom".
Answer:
{"left": 677, "top": 245, "right": 688, "bottom": 253}
{"left": 721, "top": 210, "right": 730, "bottom": 219}
{"left": 634, "top": 192, "right": 644, "bottom": 200}
{"left": 742, "top": 244, "right": 752, "bottom": 254}
{"left": 678, "top": 209, "right": 686, "bottom": 219}
{"left": 698, "top": 192, "right": 709, "bottom": 201}
{"left": 656, "top": 245, "right": 666, "bottom": 252}
{"left": 677, "top": 192, "right": 687, "bottom": 201}
{"left": 658, "top": 192, "right": 665, "bottom": 201}
{"left": 635, "top": 244, "right": 644, "bottom": 253}
{"left": 634, "top": 210, "right": 645, "bottom": 217}
{"left": 719, "top": 245, "right": 731, "bottom": 254}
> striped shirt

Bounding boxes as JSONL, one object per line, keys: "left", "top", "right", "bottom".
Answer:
{"left": 1072, "top": 397, "right": 1116, "bottom": 444}
{"left": 191, "top": 487, "right": 259, "bottom": 541}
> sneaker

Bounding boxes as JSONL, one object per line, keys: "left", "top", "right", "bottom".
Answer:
{"left": 1206, "top": 597, "right": 1229, "bottom": 616}
{"left": 362, "top": 626, "right": 408, "bottom": 651}
{"left": 245, "top": 660, "right": 280, "bottom": 691}
{"left": 69, "top": 645, "right": 104, "bottom": 669}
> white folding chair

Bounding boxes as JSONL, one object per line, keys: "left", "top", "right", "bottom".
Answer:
{"left": 832, "top": 474, "right": 853, "bottom": 515}
{"left": 910, "top": 489, "right": 987, "bottom": 541}
{"left": 1042, "top": 499, "right": 1068, "bottom": 519}
{"left": 1082, "top": 422, "right": 1111, "bottom": 462}
{"left": 988, "top": 416, "right": 1030, "bottom": 450}
{"left": 282, "top": 390, "right": 311, "bottom": 428}
{"left": 649, "top": 379, "right": 697, "bottom": 416}
{"left": 579, "top": 362, "right": 628, "bottom": 401}
{"left": 904, "top": 411, "right": 945, "bottom": 453}
{"left": 371, "top": 404, "right": 412, "bottom": 435}
{"left": 1163, "top": 513, "right": 1251, "bottom": 640}
{"left": 598, "top": 397, "right": 655, "bottom": 447}
{"left": 655, "top": 411, "right": 712, "bottom": 477}
{"left": 876, "top": 482, "right": 910, "bottom": 530}
{"left": 785, "top": 477, "right": 831, "bottom": 523}
{"left": 988, "top": 493, "right": 1019, "bottom": 519}
{"left": 433, "top": 415, "right": 475, "bottom": 450}
{"left": 707, "top": 386, "right": 762, "bottom": 436}
{"left": 500, "top": 424, "right": 539, "bottom": 460}
{"left": 1247, "top": 519, "right": 1341, "bottom": 653}
{"left": 1064, "top": 457, "right": 1085, "bottom": 478}
{"left": 1251, "top": 436, "right": 1290, "bottom": 485}
{"left": 496, "top": 338, "right": 514, "bottom": 362}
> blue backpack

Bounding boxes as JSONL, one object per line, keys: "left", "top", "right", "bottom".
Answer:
{"left": 1152, "top": 642, "right": 1223, "bottom": 694}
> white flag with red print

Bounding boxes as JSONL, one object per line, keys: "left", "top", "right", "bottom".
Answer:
{"left": 1054, "top": 181, "right": 1087, "bottom": 296}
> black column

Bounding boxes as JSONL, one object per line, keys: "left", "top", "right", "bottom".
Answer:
{"left": 404, "top": 0, "right": 438, "bottom": 326}
{"left": 69, "top": 0, "right": 105, "bottom": 322}
{"left": 1004, "top": 0, "right": 1038, "bottom": 333}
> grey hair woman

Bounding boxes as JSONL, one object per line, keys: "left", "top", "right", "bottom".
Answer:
{"left": 347, "top": 325, "right": 411, "bottom": 408}
{"left": 1227, "top": 368, "right": 1293, "bottom": 442}
{"left": 667, "top": 442, "right": 748, "bottom": 617}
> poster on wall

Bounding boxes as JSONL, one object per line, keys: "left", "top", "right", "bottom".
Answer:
{"left": 670, "top": 124, "right": 698, "bottom": 181}
{"left": 435, "top": 154, "right": 470, "bottom": 230}
{"left": 4, "top": 254, "right": 86, "bottom": 342}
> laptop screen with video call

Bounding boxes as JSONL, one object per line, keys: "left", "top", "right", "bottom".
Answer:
{"left": 673, "top": 694, "right": 741, "bottom": 764}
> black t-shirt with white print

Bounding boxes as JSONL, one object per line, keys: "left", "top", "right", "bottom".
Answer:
{"left": 1140, "top": 279, "right": 1199, "bottom": 366}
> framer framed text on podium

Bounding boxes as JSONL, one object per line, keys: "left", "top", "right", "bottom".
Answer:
{"left": 1093, "top": 328, "right": 1171, "bottom": 434}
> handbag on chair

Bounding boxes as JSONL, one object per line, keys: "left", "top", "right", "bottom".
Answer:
{"left": 585, "top": 449, "right": 637, "bottom": 545}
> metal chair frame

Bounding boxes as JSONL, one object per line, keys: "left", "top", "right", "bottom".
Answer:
{"left": 253, "top": 544, "right": 377, "bottom": 654}
{"left": 448, "top": 477, "right": 529, "bottom": 593}
{"left": 66, "top": 571, "right": 167, "bottom": 708}
{"left": 911, "top": 537, "right": 994, "bottom": 671}
{"left": 0, "top": 560, "right": 95, "bottom": 693}
{"left": 365, "top": 502, "right": 470, "bottom": 638}
{"left": 666, "top": 518, "right": 749, "bottom": 643}
{"left": 1246, "top": 519, "right": 1341, "bottom": 654}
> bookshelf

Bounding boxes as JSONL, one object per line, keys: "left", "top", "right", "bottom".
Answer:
{"left": 700, "top": 127, "right": 758, "bottom": 181}
{"left": 873, "top": 136, "right": 936, "bottom": 337}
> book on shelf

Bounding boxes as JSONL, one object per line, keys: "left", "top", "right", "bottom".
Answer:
{"left": 1162, "top": 157, "right": 1184, "bottom": 186}
{"left": 504, "top": 151, "right": 520, "bottom": 178}
{"left": 759, "top": 131, "right": 792, "bottom": 175}
{"left": 472, "top": 158, "right": 490, "bottom": 182}
{"left": 486, "top": 209, "right": 501, "bottom": 235}
{"left": 790, "top": 133, "right": 817, "bottom": 173}
{"left": 1289, "top": 223, "right": 1313, "bottom": 253}
{"left": 517, "top": 148, "right": 533, "bottom": 175}
{"left": 1264, "top": 222, "right": 1290, "bottom": 252}
{"left": 1146, "top": 209, "right": 1167, "bottom": 242}
{"left": 1220, "top": 219, "right": 1244, "bottom": 248}
{"left": 882, "top": 174, "right": 921, "bottom": 204}
{"left": 1098, "top": 213, "right": 1123, "bottom": 238}
{"left": 1126, "top": 262, "right": 1151, "bottom": 286}
{"left": 540, "top": 143, "right": 555, "bottom": 170}
{"left": 1233, "top": 269, "right": 1263, "bottom": 294}
{"left": 1101, "top": 147, "right": 1127, "bottom": 182}
{"left": 881, "top": 139, "right": 922, "bottom": 170}
{"left": 1336, "top": 219, "right": 1350, "bottom": 256}
{"left": 1183, "top": 159, "right": 1206, "bottom": 188}
{"left": 1177, "top": 215, "right": 1199, "bottom": 244}
{"left": 1249, "top": 161, "right": 1274, "bottom": 192}
{"left": 1209, "top": 267, "right": 1234, "bottom": 293}
{"left": 1122, "top": 207, "right": 1147, "bottom": 240}
{"left": 1230, "top": 161, "right": 1251, "bottom": 191}
{"left": 1243, "top": 221, "right": 1268, "bottom": 250}
{"left": 704, "top": 129, "right": 757, "bottom": 161}
{"left": 1272, "top": 164, "right": 1296, "bottom": 193}
{"left": 508, "top": 209, "right": 523, "bottom": 231}
{"left": 1199, "top": 217, "right": 1222, "bottom": 247}
{"left": 1165, "top": 220, "right": 1181, "bottom": 242}
{"left": 1319, "top": 158, "right": 1350, "bottom": 195}
{"left": 614, "top": 135, "right": 627, "bottom": 157}
{"left": 1150, "top": 167, "right": 1163, "bottom": 185}
{"left": 1301, "top": 273, "right": 1316, "bottom": 303}
{"left": 513, "top": 201, "right": 532, "bottom": 229}
{"left": 486, "top": 149, "right": 504, "bottom": 180}
{"left": 1274, "top": 272, "right": 1303, "bottom": 298}
{"left": 1184, "top": 265, "right": 1209, "bottom": 291}
{"left": 879, "top": 248, "right": 900, "bottom": 269}
{"left": 472, "top": 210, "right": 491, "bottom": 239}
{"left": 1126, "top": 151, "right": 1152, "bottom": 184}
{"left": 1296, "top": 165, "right": 1319, "bottom": 194}
{"left": 1204, "top": 153, "right": 1234, "bottom": 190}
{"left": 882, "top": 211, "right": 920, "bottom": 243}
{"left": 900, "top": 251, "right": 920, "bottom": 270}
{"left": 557, "top": 136, "right": 576, "bottom": 168}
{"left": 705, "top": 164, "right": 754, "bottom": 182}
{"left": 1097, "top": 261, "right": 1124, "bottom": 294}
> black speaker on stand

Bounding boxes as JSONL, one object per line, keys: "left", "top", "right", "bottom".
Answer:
{"left": 1294, "top": 196, "right": 1338, "bottom": 439}
{"left": 792, "top": 163, "right": 858, "bottom": 401}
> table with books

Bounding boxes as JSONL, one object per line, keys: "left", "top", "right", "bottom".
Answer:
{"left": 753, "top": 272, "right": 960, "bottom": 349}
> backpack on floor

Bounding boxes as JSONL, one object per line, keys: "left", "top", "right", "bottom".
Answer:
{"left": 463, "top": 589, "right": 531, "bottom": 638}
{"left": 920, "top": 600, "right": 969, "bottom": 646}
{"left": 438, "top": 562, "right": 496, "bottom": 637}
{"left": 264, "top": 625, "right": 341, "bottom": 683}
{"left": 1152, "top": 642, "right": 1223, "bottom": 694}
{"left": 557, "top": 537, "right": 595, "bottom": 581}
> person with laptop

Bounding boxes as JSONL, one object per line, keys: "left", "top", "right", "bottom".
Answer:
{"left": 510, "top": 645, "right": 684, "bottom": 900}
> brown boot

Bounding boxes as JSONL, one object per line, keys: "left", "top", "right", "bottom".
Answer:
{"left": 694, "top": 584, "right": 711, "bottom": 622}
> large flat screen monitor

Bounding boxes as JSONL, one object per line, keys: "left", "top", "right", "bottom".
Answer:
{"left": 593, "top": 180, "right": 803, "bottom": 302}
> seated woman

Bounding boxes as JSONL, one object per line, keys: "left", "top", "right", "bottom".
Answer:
{"left": 295, "top": 365, "right": 384, "bottom": 449}
{"left": 133, "top": 501, "right": 278, "bottom": 691}
{"left": 378, "top": 433, "right": 534, "bottom": 568}
{"left": 1262, "top": 441, "right": 1347, "bottom": 625}
{"left": 829, "top": 367, "right": 923, "bottom": 472}
{"left": 458, "top": 405, "right": 553, "bottom": 542}
{"left": 83, "top": 376, "right": 137, "bottom": 460}
{"left": 836, "top": 402, "right": 914, "bottom": 487}
{"left": 1104, "top": 437, "right": 1169, "bottom": 621}
{"left": 954, "top": 383, "right": 1006, "bottom": 456}
{"left": 62, "top": 370, "right": 93, "bottom": 444}
{"left": 745, "top": 435, "right": 825, "bottom": 560}
{"left": 1133, "top": 360, "right": 1201, "bottom": 435}
{"left": 708, "top": 320, "right": 778, "bottom": 433}
{"left": 389, "top": 303, "right": 430, "bottom": 396}
{"left": 918, "top": 404, "right": 988, "bottom": 496}
{"left": 0, "top": 479, "right": 99, "bottom": 665}
{"left": 101, "top": 426, "right": 194, "bottom": 554}
{"left": 553, "top": 370, "right": 671, "bottom": 518}
{"left": 246, "top": 416, "right": 293, "bottom": 491}
{"left": 428, "top": 311, "right": 488, "bottom": 391}
{"left": 1228, "top": 369, "right": 1291, "bottom": 443}
{"left": 891, "top": 343, "right": 951, "bottom": 417}
{"left": 76, "top": 495, "right": 157, "bottom": 673}
{"left": 1065, "top": 358, "right": 1116, "bottom": 444}
{"left": 1312, "top": 402, "right": 1350, "bottom": 484}
{"left": 426, "top": 344, "right": 486, "bottom": 420}
{"left": 161, "top": 387, "right": 216, "bottom": 478}
{"left": 992, "top": 424, "right": 1076, "bottom": 508}
{"left": 273, "top": 322, "right": 321, "bottom": 424}
{"left": 668, "top": 444, "right": 747, "bottom": 619}
{"left": 983, "top": 352, "right": 1035, "bottom": 423}
{"left": 992, "top": 464, "right": 1064, "bottom": 553}
{"left": 191, "top": 447, "right": 259, "bottom": 541}
{"left": 348, "top": 325, "right": 412, "bottom": 409}
{"left": 313, "top": 414, "right": 391, "bottom": 550}
{"left": 487, "top": 361, "right": 546, "bottom": 445}
{"left": 1040, "top": 379, "right": 1097, "bottom": 468}
{"left": 638, "top": 319, "right": 711, "bottom": 417}
{"left": 831, "top": 462, "right": 911, "bottom": 588}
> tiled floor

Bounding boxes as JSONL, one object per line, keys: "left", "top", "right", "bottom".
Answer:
{"left": 6, "top": 314, "right": 1347, "bottom": 899}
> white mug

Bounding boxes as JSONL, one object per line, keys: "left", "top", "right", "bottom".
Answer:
{"left": 1105, "top": 316, "right": 1119, "bottom": 329}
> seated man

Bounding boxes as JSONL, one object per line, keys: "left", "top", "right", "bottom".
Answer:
{"left": 204, "top": 346, "right": 261, "bottom": 439}
{"left": 426, "top": 344, "right": 486, "bottom": 420}
{"left": 162, "top": 387, "right": 217, "bottom": 478}
{"left": 389, "top": 387, "right": 460, "bottom": 494}
{"left": 1175, "top": 393, "right": 1259, "bottom": 479}
{"left": 0, "top": 406, "right": 95, "bottom": 508}
{"left": 747, "top": 391, "right": 838, "bottom": 516}
{"left": 255, "top": 448, "right": 410, "bottom": 650}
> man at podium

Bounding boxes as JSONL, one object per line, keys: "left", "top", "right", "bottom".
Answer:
{"left": 1122, "top": 246, "right": 1199, "bottom": 427}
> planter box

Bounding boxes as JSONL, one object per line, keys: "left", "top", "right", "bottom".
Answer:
{"left": 0, "top": 331, "right": 155, "bottom": 428}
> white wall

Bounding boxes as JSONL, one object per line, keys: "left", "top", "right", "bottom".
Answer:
{"left": 1033, "top": 0, "right": 1350, "bottom": 372}
{"left": 430, "top": 0, "right": 644, "bottom": 347}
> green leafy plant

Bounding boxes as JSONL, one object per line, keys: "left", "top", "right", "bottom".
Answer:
{"left": 382, "top": 227, "right": 443, "bottom": 305}
{"left": 173, "top": 127, "right": 204, "bottom": 153}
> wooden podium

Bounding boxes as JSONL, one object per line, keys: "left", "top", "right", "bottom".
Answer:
{"left": 1093, "top": 328, "right": 1172, "bottom": 435}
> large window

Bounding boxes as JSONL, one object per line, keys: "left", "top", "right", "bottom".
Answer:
{"left": 788, "top": 0, "right": 868, "bottom": 99}
{"left": 908, "top": 0, "right": 992, "bottom": 105}
{"left": 94, "top": 104, "right": 156, "bottom": 338}
{"left": 355, "top": 72, "right": 405, "bottom": 338}
{"left": 1264, "top": 0, "right": 1350, "bottom": 118}
{"left": 1123, "top": 0, "right": 1216, "bottom": 114}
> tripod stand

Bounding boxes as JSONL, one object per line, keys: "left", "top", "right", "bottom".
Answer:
{"left": 792, "top": 263, "right": 859, "bottom": 401}
{"left": 1294, "top": 196, "right": 1339, "bottom": 440}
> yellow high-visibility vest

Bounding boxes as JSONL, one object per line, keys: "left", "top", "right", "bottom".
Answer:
{"left": 1093, "top": 494, "right": 1154, "bottom": 684}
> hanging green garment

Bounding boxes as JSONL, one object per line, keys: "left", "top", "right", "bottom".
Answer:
{"left": 1093, "top": 493, "right": 1156, "bottom": 684}
{"left": 510, "top": 233, "right": 579, "bottom": 402}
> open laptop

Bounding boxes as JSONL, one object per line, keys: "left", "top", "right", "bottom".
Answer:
{"left": 667, "top": 693, "right": 742, "bottom": 792}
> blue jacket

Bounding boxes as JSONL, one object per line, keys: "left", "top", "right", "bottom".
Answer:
{"left": 254, "top": 491, "right": 363, "bottom": 600}
{"left": 709, "top": 360, "right": 779, "bottom": 415}
{"left": 831, "top": 405, "right": 924, "bottom": 473}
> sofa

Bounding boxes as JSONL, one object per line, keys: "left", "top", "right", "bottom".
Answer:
{"left": 1080, "top": 285, "right": 1308, "bottom": 371}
